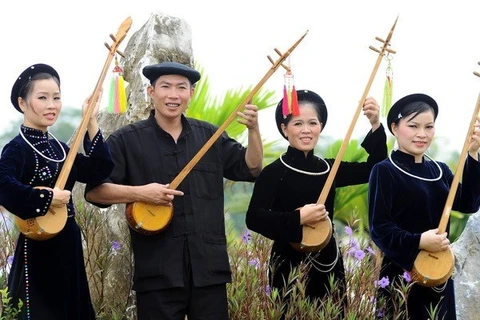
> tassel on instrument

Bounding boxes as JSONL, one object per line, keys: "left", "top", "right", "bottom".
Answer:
{"left": 107, "top": 57, "right": 128, "bottom": 114}
{"left": 381, "top": 55, "right": 394, "bottom": 117}
{"left": 291, "top": 85, "right": 299, "bottom": 115}
{"left": 282, "top": 84, "right": 289, "bottom": 116}
{"left": 382, "top": 75, "right": 393, "bottom": 117}
{"left": 282, "top": 70, "right": 299, "bottom": 117}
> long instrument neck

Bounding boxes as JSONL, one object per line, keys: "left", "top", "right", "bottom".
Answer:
{"left": 438, "top": 91, "right": 480, "bottom": 233}
{"left": 317, "top": 18, "right": 398, "bottom": 204}
{"left": 54, "top": 16, "right": 132, "bottom": 189}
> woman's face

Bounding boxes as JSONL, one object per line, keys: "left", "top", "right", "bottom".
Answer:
{"left": 19, "top": 78, "right": 62, "bottom": 132}
{"left": 281, "top": 103, "right": 322, "bottom": 156}
{"left": 392, "top": 109, "right": 436, "bottom": 162}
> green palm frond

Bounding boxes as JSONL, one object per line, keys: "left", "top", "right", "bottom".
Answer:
{"left": 317, "top": 137, "right": 368, "bottom": 162}
{"left": 316, "top": 137, "right": 375, "bottom": 232}
{"left": 187, "top": 63, "right": 277, "bottom": 137}
{"left": 185, "top": 65, "right": 469, "bottom": 240}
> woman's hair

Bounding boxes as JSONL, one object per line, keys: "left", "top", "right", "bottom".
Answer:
{"left": 281, "top": 101, "right": 320, "bottom": 129}
{"left": 391, "top": 101, "right": 437, "bottom": 128}
{"left": 275, "top": 90, "right": 327, "bottom": 139}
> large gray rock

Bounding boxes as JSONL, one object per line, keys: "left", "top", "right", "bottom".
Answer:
{"left": 73, "top": 12, "right": 195, "bottom": 319}
{"left": 96, "top": 12, "right": 195, "bottom": 136}
{"left": 452, "top": 212, "right": 480, "bottom": 320}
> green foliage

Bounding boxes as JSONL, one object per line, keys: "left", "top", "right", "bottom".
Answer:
{"left": 227, "top": 222, "right": 419, "bottom": 319}
{"left": 0, "top": 121, "right": 21, "bottom": 150}
{"left": 318, "top": 139, "right": 372, "bottom": 233}
{"left": 0, "top": 212, "right": 16, "bottom": 292}
{"left": 0, "top": 65, "right": 470, "bottom": 319}
{"left": 0, "top": 287, "right": 23, "bottom": 320}
{"left": 49, "top": 107, "right": 82, "bottom": 142}
{"left": 188, "top": 63, "right": 278, "bottom": 139}
{"left": 74, "top": 198, "right": 135, "bottom": 320}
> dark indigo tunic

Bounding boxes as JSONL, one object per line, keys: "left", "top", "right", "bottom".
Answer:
{"left": 87, "top": 111, "right": 256, "bottom": 292}
{"left": 246, "top": 125, "right": 387, "bottom": 302}
{"left": 0, "top": 125, "right": 113, "bottom": 320}
{"left": 368, "top": 150, "right": 480, "bottom": 320}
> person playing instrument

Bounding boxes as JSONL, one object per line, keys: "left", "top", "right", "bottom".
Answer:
{"left": 245, "top": 89, "right": 387, "bottom": 315}
{"left": 368, "top": 93, "right": 480, "bottom": 320}
{"left": 0, "top": 63, "right": 113, "bottom": 319}
{"left": 84, "top": 61, "right": 263, "bottom": 320}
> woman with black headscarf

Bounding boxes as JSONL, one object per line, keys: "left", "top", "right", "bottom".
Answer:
{"left": 369, "top": 93, "right": 480, "bottom": 320}
{"left": 246, "top": 89, "right": 387, "bottom": 316}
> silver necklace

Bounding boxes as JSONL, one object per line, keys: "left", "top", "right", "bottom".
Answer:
{"left": 306, "top": 243, "right": 340, "bottom": 273}
{"left": 388, "top": 151, "right": 442, "bottom": 182}
{"left": 19, "top": 126, "right": 66, "bottom": 163}
{"left": 280, "top": 153, "right": 330, "bottom": 176}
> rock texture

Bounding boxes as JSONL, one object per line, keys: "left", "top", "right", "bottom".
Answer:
{"left": 452, "top": 212, "right": 480, "bottom": 320}
{"left": 73, "top": 12, "right": 196, "bottom": 318}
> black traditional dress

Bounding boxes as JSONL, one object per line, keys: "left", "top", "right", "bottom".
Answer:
{"left": 246, "top": 125, "right": 387, "bottom": 308}
{"left": 369, "top": 150, "right": 480, "bottom": 320}
{"left": 0, "top": 125, "right": 113, "bottom": 320}
{"left": 86, "top": 111, "right": 256, "bottom": 319}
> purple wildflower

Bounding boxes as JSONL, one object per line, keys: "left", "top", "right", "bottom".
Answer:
{"left": 345, "top": 226, "right": 353, "bottom": 236}
{"left": 347, "top": 239, "right": 360, "bottom": 256}
{"left": 265, "top": 285, "right": 271, "bottom": 296}
{"left": 402, "top": 271, "right": 412, "bottom": 283}
{"left": 375, "top": 276, "right": 390, "bottom": 288}
{"left": 248, "top": 258, "right": 260, "bottom": 268}
{"left": 348, "top": 238, "right": 359, "bottom": 250}
{"left": 7, "top": 255, "right": 14, "bottom": 265}
{"left": 242, "top": 229, "right": 252, "bottom": 244}
{"left": 354, "top": 249, "right": 365, "bottom": 261}
{"left": 377, "top": 308, "right": 385, "bottom": 318}
{"left": 366, "top": 246, "right": 375, "bottom": 255}
{"left": 111, "top": 240, "right": 121, "bottom": 252}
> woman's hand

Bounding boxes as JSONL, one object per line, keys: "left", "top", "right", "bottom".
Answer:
{"left": 419, "top": 228, "right": 450, "bottom": 252}
{"left": 82, "top": 89, "right": 102, "bottom": 140}
{"left": 299, "top": 203, "right": 329, "bottom": 225}
{"left": 363, "top": 97, "right": 381, "bottom": 132}
{"left": 468, "top": 116, "right": 480, "bottom": 160}
{"left": 49, "top": 187, "right": 71, "bottom": 208}
{"left": 82, "top": 89, "right": 103, "bottom": 120}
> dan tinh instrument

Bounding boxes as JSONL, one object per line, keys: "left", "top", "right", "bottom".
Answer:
{"left": 290, "top": 17, "right": 399, "bottom": 252}
{"left": 125, "top": 30, "right": 309, "bottom": 235}
{"left": 12, "top": 17, "right": 132, "bottom": 241}
{"left": 410, "top": 64, "right": 480, "bottom": 287}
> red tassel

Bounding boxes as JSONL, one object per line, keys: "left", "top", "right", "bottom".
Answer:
{"left": 282, "top": 85, "right": 289, "bottom": 116}
{"left": 291, "top": 85, "right": 299, "bottom": 116}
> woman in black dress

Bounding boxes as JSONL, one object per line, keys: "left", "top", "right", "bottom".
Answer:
{"left": 246, "top": 89, "right": 387, "bottom": 315}
{"left": 0, "top": 63, "right": 113, "bottom": 319}
{"left": 368, "top": 93, "right": 480, "bottom": 320}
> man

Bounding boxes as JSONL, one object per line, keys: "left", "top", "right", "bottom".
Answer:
{"left": 85, "top": 61, "right": 263, "bottom": 320}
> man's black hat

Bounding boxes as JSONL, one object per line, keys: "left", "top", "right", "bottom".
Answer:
{"left": 142, "top": 61, "right": 201, "bottom": 85}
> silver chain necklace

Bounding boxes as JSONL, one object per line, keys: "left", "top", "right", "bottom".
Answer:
{"left": 388, "top": 151, "right": 443, "bottom": 182}
{"left": 280, "top": 153, "right": 330, "bottom": 176}
{"left": 306, "top": 243, "right": 339, "bottom": 273}
{"left": 19, "top": 126, "right": 66, "bottom": 163}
